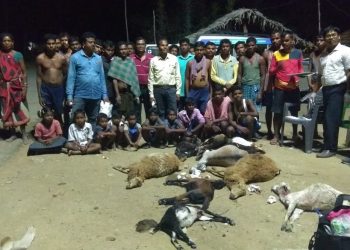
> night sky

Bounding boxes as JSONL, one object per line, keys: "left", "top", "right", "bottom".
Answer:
{"left": 1, "top": 0, "right": 349, "bottom": 51}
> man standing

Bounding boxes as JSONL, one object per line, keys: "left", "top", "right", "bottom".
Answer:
{"left": 130, "top": 36, "right": 153, "bottom": 122}
{"left": 36, "top": 34, "right": 67, "bottom": 124}
{"left": 237, "top": 36, "right": 266, "bottom": 110}
{"left": 108, "top": 41, "right": 140, "bottom": 117}
{"left": 101, "top": 40, "right": 116, "bottom": 109}
{"left": 204, "top": 42, "right": 216, "bottom": 60}
{"left": 269, "top": 31, "right": 303, "bottom": 145}
{"left": 185, "top": 41, "right": 211, "bottom": 114}
{"left": 148, "top": 38, "right": 181, "bottom": 120}
{"left": 211, "top": 39, "right": 239, "bottom": 93}
{"left": 177, "top": 38, "right": 194, "bottom": 111}
{"left": 66, "top": 32, "right": 109, "bottom": 129}
{"left": 263, "top": 31, "right": 282, "bottom": 139}
{"left": 234, "top": 41, "right": 246, "bottom": 60}
{"left": 59, "top": 32, "right": 72, "bottom": 58}
{"left": 317, "top": 26, "right": 350, "bottom": 158}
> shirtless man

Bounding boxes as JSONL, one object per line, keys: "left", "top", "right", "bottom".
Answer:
{"left": 59, "top": 32, "right": 72, "bottom": 58}
{"left": 36, "top": 34, "right": 67, "bottom": 123}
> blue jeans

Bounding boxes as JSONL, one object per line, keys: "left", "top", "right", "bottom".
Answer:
{"left": 71, "top": 98, "right": 100, "bottom": 129}
{"left": 154, "top": 86, "right": 177, "bottom": 120}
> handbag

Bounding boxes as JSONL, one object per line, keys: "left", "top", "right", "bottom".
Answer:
{"left": 308, "top": 194, "right": 350, "bottom": 250}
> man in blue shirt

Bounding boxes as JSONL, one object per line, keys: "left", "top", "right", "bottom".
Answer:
{"left": 177, "top": 38, "right": 194, "bottom": 111}
{"left": 66, "top": 32, "right": 109, "bottom": 128}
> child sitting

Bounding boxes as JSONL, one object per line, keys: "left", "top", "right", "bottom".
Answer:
{"left": 27, "top": 108, "right": 66, "bottom": 156}
{"left": 228, "top": 86, "right": 259, "bottom": 141}
{"left": 94, "top": 113, "right": 116, "bottom": 150}
{"left": 141, "top": 107, "right": 166, "bottom": 148}
{"left": 110, "top": 112, "right": 125, "bottom": 149}
{"left": 177, "top": 97, "right": 205, "bottom": 138}
{"left": 65, "top": 109, "right": 101, "bottom": 155}
{"left": 120, "top": 112, "right": 143, "bottom": 151}
{"left": 164, "top": 109, "right": 186, "bottom": 147}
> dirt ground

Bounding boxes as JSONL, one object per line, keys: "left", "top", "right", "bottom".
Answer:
{"left": 1, "top": 64, "right": 350, "bottom": 250}
{"left": 1, "top": 132, "right": 350, "bottom": 250}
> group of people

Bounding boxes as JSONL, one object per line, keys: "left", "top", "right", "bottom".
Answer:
{"left": 1, "top": 25, "right": 349, "bottom": 158}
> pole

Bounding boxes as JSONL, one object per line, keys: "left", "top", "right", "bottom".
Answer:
{"left": 317, "top": 0, "right": 321, "bottom": 33}
{"left": 124, "top": 0, "right": 129, "bottom": 42}
{"left": 153, "top": 10, "right": 156, "bottom": 44}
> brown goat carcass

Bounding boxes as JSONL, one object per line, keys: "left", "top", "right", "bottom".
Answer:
{"left": 208, "top": 154, "right": 280, "bottom": 200}
{"left": 113, "top": 153, "right": 181, "bottom": 189}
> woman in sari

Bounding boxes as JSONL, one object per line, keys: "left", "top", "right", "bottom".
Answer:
{"left": 0, "top": 33, "right": 30, "bottom": 143}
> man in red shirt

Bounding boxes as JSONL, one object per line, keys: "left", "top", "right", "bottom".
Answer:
{"left": 130, "top": 36, "right": 153, "bottom": 123}
{"left": 269, "top": 31, "right": 303, "bottom": 145}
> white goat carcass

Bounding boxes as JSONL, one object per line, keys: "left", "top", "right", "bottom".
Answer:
{"left": 196, "top": 145, "right": 248, "bottom": 171}
{"left": 272, "top": 182, "right": 342, "bottom": 232}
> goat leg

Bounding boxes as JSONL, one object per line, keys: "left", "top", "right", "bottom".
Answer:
{"left": 159, "top": 193, "right": 190, "bottom": 206}
{"left": 201, "top": 209, "right": 235, "bottom": 226}
{"left": 174, "top": 227, "right": 196, "bottom": 249}
{"left": 281, "top": 201, "right": 298, "bottom": 232}
{"left": 165, "top": 179, "right": 189, "bottom": 186}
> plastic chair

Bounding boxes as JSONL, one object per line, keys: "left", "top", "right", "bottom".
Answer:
{"left": 280, "top": 99, "right": 321, "bottom": 153}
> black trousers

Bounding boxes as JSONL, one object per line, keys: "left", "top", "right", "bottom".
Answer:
{"left": 322, "top": 82, "right": 346, "bottom": 151}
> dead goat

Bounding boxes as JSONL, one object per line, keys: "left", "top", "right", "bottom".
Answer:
{"left": 136, "top": 204, "right": 234, "bottom": 249}
{"left": 196, "top": 134, "right": 265, "bottom": 161}
{"left": 208, "top": 154, "right": 280, "bottom": 200}
{"left": 272, "top": 182, "right": 342, "bottom": 232}
{"left": 158, "top": 178, "right": 226, "bottom": 210}
{"left": 113, "top": 153, "right": 181, "bottom": 189}
{"left": 196, "top": 145, "right": 248, "bottom": 170}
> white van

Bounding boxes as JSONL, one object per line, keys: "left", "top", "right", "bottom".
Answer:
{"left": 196, "top": 34, "right": 271, "bottom": 47}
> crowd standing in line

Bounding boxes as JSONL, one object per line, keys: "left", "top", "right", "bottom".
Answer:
{"left": 0, "top": 25, "right": 349, "bottom": 159}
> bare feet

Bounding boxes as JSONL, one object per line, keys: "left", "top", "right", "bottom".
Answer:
{"left": 270, "top": 137, "right": 279, "bottom": 145}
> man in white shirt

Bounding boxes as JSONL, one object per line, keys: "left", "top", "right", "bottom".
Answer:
{"left": 317, "top": 26, "right": 350, "bottom": 158}
{"left": 148, "top": 38, "right": 181, "bottom": 120}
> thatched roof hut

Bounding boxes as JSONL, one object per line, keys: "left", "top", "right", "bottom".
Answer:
{"left": 341, "top": 30, "right": 350, "bottom": 47}
{"left": 186, "top": 8, "right": 310, "bottom": 47}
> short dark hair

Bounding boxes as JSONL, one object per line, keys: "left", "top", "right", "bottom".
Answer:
{"left": 126, "top": 112, "right": 136, "bottom": 120}
{"left": 0, "top": 32, "right": 14, "bottom": 42}
{"left": 148, "top": 107, "right": 159, "bottom": 116}
{"left": 43, "top": 33, "right": 57, "bottom": 43}
{"left": 135, "top": 36, "right": 146, "bottom": 43}
{"left": 111, "top": 111, "right": 122, "bottom": 119}
{"left": 219, "top": 39, "right": 232, "bottom": 48}
{"left": 212, "top": 84, "right": 224, "bottom": 93}
{"left": 81, "top": 32, "right": 96, "bottom": 44}
{"left": 246, "top": 36, "right": 257, "bottom": 45}
{"left": 97, "top": 113, "right": 108, "bottom": 122}
{"left": 73, "top": 109, "right": 86, "bottom": 121}
{"left": 231, "top": 84, "right": 243, "bottom": 93}
{"left": 58, "top": 32, "right": 69, "bottom": 39}
{"left": 169, "top": 44, "right": 179, "bottom": 51}
{"left": 205, "top": 41, "right": 216, "bottom": 47}
{"left": 281, "top": 30, "right": 294, "bottom": 39}
{"left": 322, "top": 25, "right": 341, "bottom": 38}
{"left": 157, "top": 37, "right": 168, "bottom": 47}
{"left": 194, "top": 41, "right": 205, "bottom": 49}
{"left": 103, "top": 40, "right": 115, "bottom": 49}
{"left": 117, "top": 41, "right": 127, "bottom": 50}
{"left": 69, "top": 36, "right": 79, "bottom": 44}
{"left": 234, "top": 41, "right": 245, "bottom": 50}
{"left": 167, "top": 108, "right": 177, "bottom": 115}
{"left": 185, "top": 97, "right": 195, "bottom": 105}
{"left": 179, "top": 38, "right": 190, "bottom": 45}
{"left": 95, "top": 39, "right": 103, "bottom": 46}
